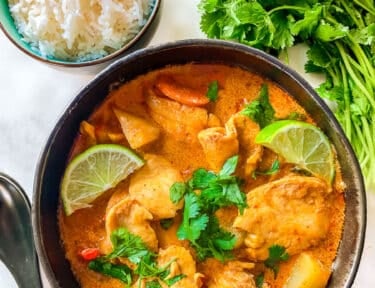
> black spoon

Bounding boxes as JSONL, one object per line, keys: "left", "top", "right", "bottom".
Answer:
{"left": 0, "top": 173, "right": 42, "bottom": 288}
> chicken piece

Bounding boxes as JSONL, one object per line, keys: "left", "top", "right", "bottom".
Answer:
{"left": 155, "top": 213, "right": 185, "bottom": 249}
{"left": 200, "top": 258, "right": 256, "bottom": 288}
{"left": 226, "top": 114, "right": 263, "bottom": 176}
{"left": 129, "top": 154, "right": 184, "bottom": 219}
{"left": 146, "top": 91, "right": 208, "bottom": 143}
{"left": 155, "top": 75, "right": 210, "bottom": 107}
{"left": 114, "top": 108, "right": 160, "bottom": 149}
{"left": 103, "top": 197, "right": 158, "bottom": 253}
{"left": 233, "top": 176, "right": 330, "bottom": 260}
{"left": 198, "top": 127, "right": 239, "bottom": 172}
{"left": 157, "top": 246, "right": 203, "bottom": 288}
{"left": 215, "top": 207, "right": 245, "bottom": 248}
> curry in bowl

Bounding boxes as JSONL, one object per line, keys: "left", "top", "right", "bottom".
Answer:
{"left": 59, "top": 63, "right": 345, "bottom": 287}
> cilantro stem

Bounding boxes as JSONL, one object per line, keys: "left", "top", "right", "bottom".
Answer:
{"left": 336, "top": 0, "right": 365, "bottom": 28}
{"left": 338, "top": 62, "right": 352, "bottom": 140}
{"left": 353, "top": 0, "right": 375, "bottom": 15}
{"left": 267, "top": 5, "right": 306, "bottom": 15}
{"left": 335, "top": 42, "right": 375, "bottom": 107}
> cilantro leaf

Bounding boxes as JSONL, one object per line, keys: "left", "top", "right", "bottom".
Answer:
{"left": 164, "top": 274, "right": 187, "bottom": 286}
{"left": 219, "top": 155, "right": 238, "bottom": 176}
{"left": 174, "top": 155, "right": 245, "bottom": 261}
{"left": 206, "top": 80, "right": 219, "bottom": 101}
{"left": 108, "top": 228, "right": 152, "bottom": 264}
{"left": 90, "top": 228, "right": 185, "bottom": 286}
{"left": 160, "top": 218, "right": 174, "bottom": 230}
{"left": 270, "top": 11, "right": 295, "bottom": 49}
{"left": 252, "top": 159, "right": 280, "bottom": 178}
{"left": 170, "top": 182, "right": 187, "bottom": 204}
{"left": 285, "top": 112, "right": 306, "bottom": 121}
{"left": 177, "top": 193, "right": 208, "bottom": 241}
{"left": 146, "top": 280, "right": 162, "bottom": 288}
{"left": 291, "top": 5, "right": 323, "bottom": 39}
{"left": 194, "top": 216, "right": 236, "bottom": 261}
{"left": 264, "top": 244, "right": 290, "bottom": 277}
{"left": 241, "top": 84, "right": 275, "bottom": 128}
{"left": 189, "top": 168, "right": 217, "bottom": 189}
{"left": 88, "top": 258, "right": 132, "bottom": 285}
{"left": 255, "top": 273, "right": 265, "bottom": 288}
{"left": 314, "top": 22, "right": 348, "bottom": 42}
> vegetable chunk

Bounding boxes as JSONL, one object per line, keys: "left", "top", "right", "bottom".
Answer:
{"left": 284, "top": 253, "right": 331, "bottom": 288}
{"left": 114, "top": 109, "right": 160, "bottom": 149}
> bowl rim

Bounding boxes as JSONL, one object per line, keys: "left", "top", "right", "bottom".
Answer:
{"left": 32, "top": 38, "right": 366, "bottom": 287}
{"left": 0, "top": 0, "right": 161, "bottom": 67}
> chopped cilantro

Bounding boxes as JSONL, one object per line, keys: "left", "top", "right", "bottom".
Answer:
{"left": 177, "top": 193, "right": 209, "bottom": 242}
{"left": 89, "top": 228, "right": 185, "bottom": 286}
{"left": 255, "top": 273, "right": 265, "bottom": 288}
{"left": 160, "top": 218, "right": 174, "bottom": 230}
{"left": 206, "top": 80, "right": 219, "bottom": 101}
{"left": 146, "top": 280, "right": 162, "bottom": 288}
{"left": 170, "top": 182, "right": 187, "bottom": 204}
{"left": 171, "top": 156, "right": 247, "bottom": 261}
{"left": 252, "top": 159, "right": 280, "bottom": 178}
{"left": 264, "top": 244, "right": 290, "bottom": 277}
{"left": 241, "top": 84, "right": 275, "bottom": 128}
{"left": 88, "top": 258, "right": 132, "bottom": 285}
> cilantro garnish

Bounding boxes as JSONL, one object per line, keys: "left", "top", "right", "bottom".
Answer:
{"left": 206, "top": 80, "right": 219, "bottom": 101}
{"left": 264, "top": 244, "right": 290, "bottom": 277}
{"left": 170, "top": 155, "right": 247, "bottom": 261}
{"left": 252, "top": 159, "right": 280, "bottom": 179}
{"left": 241, "top": 84, "right": 275, "bottom": 128}
{"left": 160, "top": 218, "right": 174, "bottom": 230}
{"left": 255, "top": 273, "right": 265, "bottom": 288}
{"left": 199, "top": 0, "right": 375, "bottom": 189}
{"left": 89, "top": 228, "right": 185, "bottom": 285}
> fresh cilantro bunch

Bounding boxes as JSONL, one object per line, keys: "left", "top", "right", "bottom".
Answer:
{"left": 89, "top": 228, "right": 185, "bottom": 287}
{"left": 170, "top": 155, "right": 247, "bottom": 261}
{"left": 199, "top": 0, "right": 375, "bottom": 190}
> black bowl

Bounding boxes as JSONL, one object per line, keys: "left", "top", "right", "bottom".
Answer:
{"left": 33, "top": 39, "right": 366, "bottom": 287}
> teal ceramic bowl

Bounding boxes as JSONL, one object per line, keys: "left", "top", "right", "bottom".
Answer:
{"left": 0, "top": 0, "right": 161, "bottom": 68}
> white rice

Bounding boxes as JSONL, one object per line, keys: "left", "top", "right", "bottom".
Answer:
{"left": 8, "top": 0, "right": 153, "bottom": 61}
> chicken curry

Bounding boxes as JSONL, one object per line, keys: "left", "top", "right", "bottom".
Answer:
{"left": 59, "top": 63, "right": 345, "bottom": 288}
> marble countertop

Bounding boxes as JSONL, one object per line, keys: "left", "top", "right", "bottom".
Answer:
{"left": 0, "top": 0, "right": 374, "bottom": 287}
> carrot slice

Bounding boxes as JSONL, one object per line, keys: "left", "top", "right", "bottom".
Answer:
{"left": 155, "top": 75, "right": 209, "bottom": 106}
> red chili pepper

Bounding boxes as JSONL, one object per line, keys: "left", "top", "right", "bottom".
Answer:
{"left": 79, "top": 248, "right": 100, "bottom": 261}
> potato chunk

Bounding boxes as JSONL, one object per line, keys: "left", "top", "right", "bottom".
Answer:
{"left": 283, "top": 253, "right": 331, "bottom": 288}
{"left": 114, "top": 108, "right": 160, "bottom": 149}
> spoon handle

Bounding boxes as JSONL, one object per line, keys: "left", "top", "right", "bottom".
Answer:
{"left": 0, "top": 173, "right": 42, "bottom": 288}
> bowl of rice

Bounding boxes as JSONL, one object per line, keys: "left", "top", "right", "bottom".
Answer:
{"left": 0, "top": 0, "right": 160, "bottom": 67}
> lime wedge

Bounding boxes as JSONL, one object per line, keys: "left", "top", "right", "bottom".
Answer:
{"left": 61, "top": 144, "right": 144, "bottom": 215}
{"left": 255, "top": 120, "right": 334, "bottom": 183}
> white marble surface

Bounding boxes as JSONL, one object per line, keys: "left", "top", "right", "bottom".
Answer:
{"left": 0, "top": 0, "right": 374, "bottom": 287}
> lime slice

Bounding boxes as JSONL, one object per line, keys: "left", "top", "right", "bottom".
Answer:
{"left": 255, "top": 120, "right": 334, "bottom": 183}
{"left": 61, "top": 144, "right": 144, "bottom": 215}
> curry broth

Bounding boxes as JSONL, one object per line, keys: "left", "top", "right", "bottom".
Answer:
{"left": 59, "top": 64, "right": 345, "bottom": 287}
